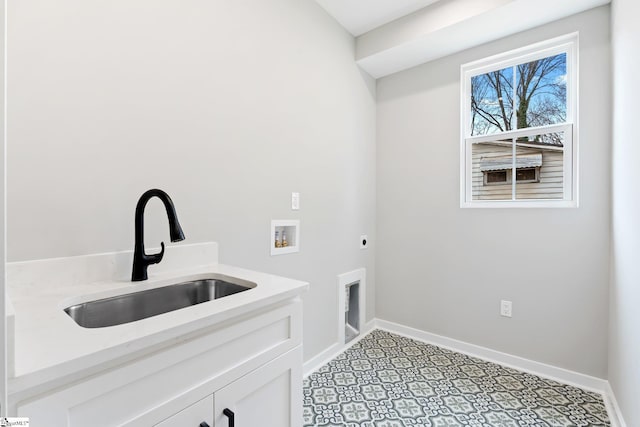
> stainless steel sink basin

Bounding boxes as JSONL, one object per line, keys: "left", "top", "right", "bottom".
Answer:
{"left": 64, "top": 278, "right": 256, "bottom": 328}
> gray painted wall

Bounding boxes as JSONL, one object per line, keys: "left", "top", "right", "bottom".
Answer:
{"left": 610, "top": 0, "right": 640, "bottom": 424}
{"left": 376, "top": 7, "right": 610, "bottom": 377}
{"left": 7, "top": 0, "right": 376, "bottom": 362}
{"left": 0, "top": 0, "right": 5, "bottom": 414}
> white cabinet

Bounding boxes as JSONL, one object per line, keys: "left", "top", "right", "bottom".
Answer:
{"left": 154, "top": 348, "right": 301, "bottom": 427}
{"left": 214, "top": 347, "right": 302, "bottom": 427}
{"left": 155, "top": 395, "right": 214, "bottom": 427}
{"left": 12, "top": 299, "right": 303, "bottom": 427}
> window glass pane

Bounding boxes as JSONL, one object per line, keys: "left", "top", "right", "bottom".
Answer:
{"left": 487, "top": 171, "right": 508, "bottom": 183}
{"left": 473, "top": 141, "right": 513, "bottom": 201}
{"left": 516, "top": 168, "right": 537, "bottom": 181}
{"left": 516, "top": 53, "right": 566, "bottom": 129}
{"left": 515, "top": 131, "right": 565, "bottom": 200}
{"left": 471, "top": 66, "right": 514, "bottom": 136}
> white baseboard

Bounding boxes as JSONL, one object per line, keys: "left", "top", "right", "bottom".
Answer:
{"left": 303, "top": 319, "right": 375, "bottom": 377}
{"left": 303, "top": 342, "right": 341, "bottom": 377}
{"left": 603, "top": 382, "right": 628, "bottom": 427}
{"left": 374, "top": 319, "right": 607, "bottom": 393}
{"left": 303, "top": 317, "right": 627, "bottom": 427}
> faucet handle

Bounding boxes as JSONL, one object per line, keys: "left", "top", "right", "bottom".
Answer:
{"left": 145, "top": 241, "right": 165, "bottom": 265}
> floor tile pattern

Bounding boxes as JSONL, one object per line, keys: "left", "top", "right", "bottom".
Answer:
{"left": 303, "top": 330, "right": 609, "bottom": 427}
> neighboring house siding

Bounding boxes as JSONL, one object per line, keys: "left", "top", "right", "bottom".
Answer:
{"left": 472, "top": 143, "right": 563, "bottom": 200}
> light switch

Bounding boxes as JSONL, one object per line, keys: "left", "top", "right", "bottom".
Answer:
{"left": 500, "top": 300, "right": 512, "bottom": 318}
{"left": 291, "top": 192, "right": 300, "bottom": 210}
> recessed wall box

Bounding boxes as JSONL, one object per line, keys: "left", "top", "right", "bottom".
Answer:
{"left": 270, "top": 220, "right": 300, "bottom": 256}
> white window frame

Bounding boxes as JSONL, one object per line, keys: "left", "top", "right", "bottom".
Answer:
{"left": 460, "top": 33, "right": 579, "bottom": 208}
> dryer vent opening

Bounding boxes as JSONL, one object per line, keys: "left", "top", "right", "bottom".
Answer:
{"left": 345, "top": 281, "right": 360, "bottom": 344}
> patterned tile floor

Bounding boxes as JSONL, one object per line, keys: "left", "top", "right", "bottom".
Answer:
{"left": 303, "top": 330, "right": 609, "bottom": 427}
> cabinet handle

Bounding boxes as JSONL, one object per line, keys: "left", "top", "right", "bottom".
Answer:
{"left": 223, "top": 408, "right": 235, "bottom": 427}
{"left": 199, "top": 423, "right": 210, "bottom": 427}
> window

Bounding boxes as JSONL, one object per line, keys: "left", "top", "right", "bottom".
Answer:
{"left": 486, "top": 170, "right": 508, "bottom": 184}
{"left": 516, "top": 168, "right": 538, "bottom": 183}
{"left": 460, "top": 34, "right": 577, "bottom": 207}
{"left": 483, "top": 167, "right": 540, "bottom": 186}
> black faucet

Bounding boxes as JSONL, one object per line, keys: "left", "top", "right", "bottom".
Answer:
{"left": 132, "top": 189, "right": 185, "bottom": 281}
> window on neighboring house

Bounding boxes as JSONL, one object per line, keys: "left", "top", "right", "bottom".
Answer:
{"left": 516, "top": 168, "right": 538, "bottom": 182}
{"left": 483, "top": 167, "right": 540, "bottom": 186}
{"left": 460, "top": 34, "right": 578, "bottom": 207}
{"left": 485, "top": 170, "right": 508, "bottom": 184}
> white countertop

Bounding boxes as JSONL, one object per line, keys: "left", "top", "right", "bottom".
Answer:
{"left": 7, "top": 243, "right": 308, "bottom": 396}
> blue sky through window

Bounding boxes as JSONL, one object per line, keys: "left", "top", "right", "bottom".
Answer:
{"left": 471, "top": 53, "right": 567, "bottom": 136}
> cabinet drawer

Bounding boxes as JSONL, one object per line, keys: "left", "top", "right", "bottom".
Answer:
{"left": 155, "top": 395, "right": 213, "bottom": 427}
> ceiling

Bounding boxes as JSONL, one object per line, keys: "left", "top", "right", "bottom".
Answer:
{"left": 313, "top": 0, "right": 442, "bottom": 36}
{"left": 314, "top": 0, "right": 610, "bottom": 78}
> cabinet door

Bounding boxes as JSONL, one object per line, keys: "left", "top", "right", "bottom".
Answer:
{"left": 214, "top": 347, "right": 302, "bottom": 427}
{"left": 155, "top": 394, "right": 213, "bottom": 427}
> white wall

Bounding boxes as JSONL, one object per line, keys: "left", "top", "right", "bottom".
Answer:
{"left": 376, "top": 7, "right": 610, "bottom": 377}
{"left": 609, "top": 0, "right": 640, "bottom": 424}
{"left": 0, "top": 0, "right": 6, "bottom": 414}
{"left": 7, "top": 0, "right": 376, "bottom": 362}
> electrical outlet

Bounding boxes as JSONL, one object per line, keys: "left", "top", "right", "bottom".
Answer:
{"left": 500, "top": 300, "right": 512, "bottom": 318}
{"left": 360, "top": 235, "right": 368, "bottom": 249}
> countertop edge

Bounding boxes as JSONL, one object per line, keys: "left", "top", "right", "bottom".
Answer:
{"left": 8, "top": 283, "right": 308, "bottom": 399}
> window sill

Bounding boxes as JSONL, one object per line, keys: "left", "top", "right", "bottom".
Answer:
{"left": 460, "top": 200, "right": 578, "bottom": 209}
